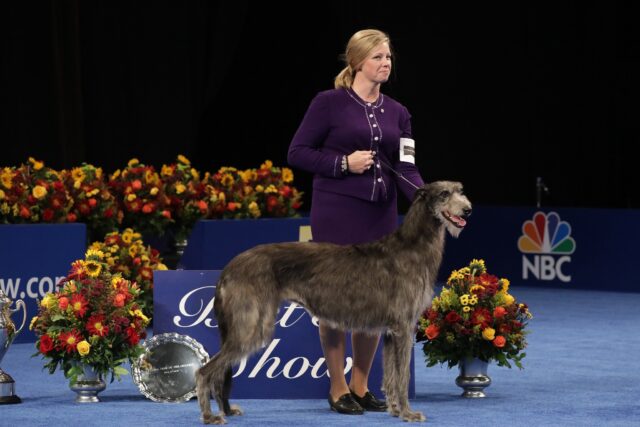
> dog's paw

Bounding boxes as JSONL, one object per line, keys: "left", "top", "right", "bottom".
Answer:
{"left": 228, "top": 404, "right": 243, "bottom": 416}
{"left": 400, "top": 409, "right": 426, "bottom": 422}
{"left": 202, "top": 413, "right": 227, "bottom": 425}
{"left": 388, "top": 403, "right": 400, "bottom": 417}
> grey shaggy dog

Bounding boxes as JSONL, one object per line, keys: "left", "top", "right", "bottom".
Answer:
{"left": 195, "top": 181, "right": 472, "bottom": 424}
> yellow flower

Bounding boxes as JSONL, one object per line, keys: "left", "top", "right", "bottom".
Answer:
{"left": 145, "top": 169, "right": 157, "bottom": 185}
{"left": 177, "top": 154, "right": 191, "bottom": 165}
{"left": 282, "top": 167, "right": 294, "bottom": 183}
{"left": 95, "top": 168, "right": 102, "bottom": 179}
{"left": 150, "top": 186, "right": 159, "bottom": 196}
{"left": 503, "top": 293, "right": 515, "bottom": 305}
{"left": 127, "top": 193, "right": 137, "bottom": 202}
{"left": 77, "top": 340, "right": 91, "bottom": 356}
{"left": 447, "top": 270, "right": 465, "bottom": 285}
{"left": 470, "top": 284, "right": 485, "bottom": 293}
{"left": 1, "top": 203, "right": 9, "bottom": 215}
{"left": 500, "top": 278, "right": 510, "bottom": 292}
{"left": 85, "top": 260, "right": 102, "bottom": 278}
{"left": 86, "top": 188, "right": 99, "bottom": 197}
{"left": 190, "top": 168, "right": 199, "bottom": 180}
{"left": 32, "top": 185, "right": 48, "bottom": 199}
{"left": 1, "top": 168, "right": 13, "bottom": 189}
{"left": 255, "top": 185, "right": 264, "bottom": 193}
{"left": 462, "top": 306, "right": 471, "bottom": 313}
{"left": 28, "top": 157, "right": 44, "bottom": 170}
{"left": 459, "top": 294, "right": 470, "bottom": 306}
{"left": 0, "top": 189, "right": 4, "bottom": 200}
{"left": 469, "top": 259, "right": 486, "bottom": 275}
{"left": 469, "top": 295, "right": 478, "bottom": 305}
{"left": 128, "top": 158, "right": 140, "bottom": 167}
{"left": 261, "top": 160, "right": 273, "bottom": 170}
{"left": 265, "top": 185, "right": 278, "bottom": 194}
{"left": 161, "top": 164, "right": 174, "bottom": 177}
{"left": 221, "top": 174, "right": 234, "bottom": 187}
{"left": 29, "top": 316, "right": 38, "bottom": 330}
{"left": 111, "top": 169, "right": 121, "bottom": 180}
{"left": 248, "top": 201, "right": 261, "bottom": 218}
{"left": 85, "top": 249, "right": 105, "bottom": 259}
{"left": 175, "top": 183, "right": 186, "bottom": 194}
{"left": 156, "top": 263, "right": 168, "bottom": 270}
{"left": 71, "top": 168, "right": 85, "bottom": 182}
{"left": 40, "top": 293, "right": 56, "bottom": 309}
{"left": 482, "top": 327, "right": 496, "bottom": 340}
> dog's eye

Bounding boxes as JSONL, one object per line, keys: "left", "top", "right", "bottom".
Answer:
{"left": 439, "top": 190, "right": 450, "bottom": 199}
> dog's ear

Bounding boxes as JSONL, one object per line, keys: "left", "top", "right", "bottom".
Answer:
{"left": 413, "top": 187, "right": 428, "bottom": 201}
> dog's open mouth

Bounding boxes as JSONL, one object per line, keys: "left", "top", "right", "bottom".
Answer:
{"left": 443, "top": 211, "right": 467, "bottom": 228}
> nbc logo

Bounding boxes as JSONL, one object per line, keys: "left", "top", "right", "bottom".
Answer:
{"left": 518, "top": 212, "right": 576, "bottom": 283}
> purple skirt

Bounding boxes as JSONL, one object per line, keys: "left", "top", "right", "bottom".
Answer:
{"left": 311, "top": 189, "right": 398, "bottom": 245}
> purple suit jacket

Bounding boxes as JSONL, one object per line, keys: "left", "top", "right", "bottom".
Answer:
{"left": 288, "top": 88, "right": 424, "bottom": 203}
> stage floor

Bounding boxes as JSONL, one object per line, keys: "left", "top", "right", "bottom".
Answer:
{"left": 2, "top": 286, "right": 639, "bottom": 426}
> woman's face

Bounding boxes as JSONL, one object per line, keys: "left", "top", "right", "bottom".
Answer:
{"left": 358, "top": 42, "right": 392, "bottom": 84}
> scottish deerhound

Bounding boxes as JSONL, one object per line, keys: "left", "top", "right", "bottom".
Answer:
{"left": 195, "top": 181, "right": 472, "bottom": 424}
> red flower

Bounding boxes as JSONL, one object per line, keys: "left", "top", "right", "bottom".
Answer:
{"left": 471, "top": 307, "right": 493, "bottom": 329}
{"left": 58, "top": 329, "right": 82, "bottom": 353}
{"left": 86, "top": 314, "right": 109, "bottom": 337}
{"left": 70, "top": 294, "right": 89, "bottom": 318}
{"left": 493, "top": 335, "right": 506, "bottom": 348}
{"left": 39, "top": 335, "right": 54, "bottom": 354}
{"left": 66, "top": 212, "right": 77, "bottom": 222}
{"left": 125, "top": 327, "right": 140, "bottom": 345}
{"left": 445, "top": 311, "right": 462, "bottom": 324}
{"left": 58, "top": 296, "right": 69, "bottom": 310}
{"left": 114, "top": 293, "right": 126, "bottom": 307}
{"left": 425, "top": 324, "right": 440, "bottom": 340}
{"left": 42, "top": 209, "right": 54, "bottom": 221}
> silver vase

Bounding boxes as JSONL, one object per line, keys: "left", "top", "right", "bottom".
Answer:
{"left": 455, "top": 356, "right": 492, "bottom": 398}
{"left": 69, "top": 364, "right": 106, "bottom": 403}
{"left": 174, "top": 238, "right": 188, "bottom": 270}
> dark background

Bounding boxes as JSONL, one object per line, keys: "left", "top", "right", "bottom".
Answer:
{"left": 2, "top": 1, "right": 638, "bottom": 211}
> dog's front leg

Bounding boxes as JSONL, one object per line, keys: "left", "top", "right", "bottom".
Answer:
{"left": 393, "top": 327, "right": 426, "bottom": 422}
{"left": 382, "top": 332, "right": 400, "bottom": 416}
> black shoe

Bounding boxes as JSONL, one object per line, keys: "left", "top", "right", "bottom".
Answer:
{"left": 350, "top": 390, "right": 388, "bottom": 412}
{"left": 328, "top": 393, "right": 364, "bottom": 415}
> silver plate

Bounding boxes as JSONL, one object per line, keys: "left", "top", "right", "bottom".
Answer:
{"left": 132, "top": 333, "right": 209, "bottom": 403}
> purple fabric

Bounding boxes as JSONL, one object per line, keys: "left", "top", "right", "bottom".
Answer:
{"left": 288, "top": 88, "right": 424, "bottom": 203}
{"left": 310, "top": 189, "right": 397, "bottom": 245}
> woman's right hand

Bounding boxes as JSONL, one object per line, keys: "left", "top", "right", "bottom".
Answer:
{"left": 347, "top": 150, "right": 375, "bottom": 174}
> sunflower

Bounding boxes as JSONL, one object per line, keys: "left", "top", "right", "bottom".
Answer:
{"left": 84, "top": 260, "right": 102, "bottom": 278}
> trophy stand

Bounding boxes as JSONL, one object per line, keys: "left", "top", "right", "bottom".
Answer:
{"left": 0, "top": 290, "right": 26, "bottom": 404}
{"left": 0, "top": 370, "right": 21, "bottom": 404}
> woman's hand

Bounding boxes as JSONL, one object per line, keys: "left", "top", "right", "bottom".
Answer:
{"left": 347, "top": 150, "right": 375, "bottom": 174}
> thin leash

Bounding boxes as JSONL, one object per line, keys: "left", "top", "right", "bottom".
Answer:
{"left": 377, "top": 158, "right": 420, "bottom": 190}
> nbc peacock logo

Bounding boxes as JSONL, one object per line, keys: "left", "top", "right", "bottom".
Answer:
{"left": 518, "top": 212, "right": 576, "bottom": 283}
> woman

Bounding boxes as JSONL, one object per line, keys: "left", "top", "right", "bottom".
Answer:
{"left": 288, "top": 29, "right": 424, "bottom": 415}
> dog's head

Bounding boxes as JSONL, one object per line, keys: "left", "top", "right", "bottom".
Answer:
{"left": 414, "top": 181, "right": 472, "bottom": 237}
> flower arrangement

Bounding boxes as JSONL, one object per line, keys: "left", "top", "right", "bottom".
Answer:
{"left": 204, "top": 166, "right": 261, "bottom": 219}
{"left": 88, "top": 228, "right": 167, "bottom": 318}
{"left": 62, "top": 163, "right": 121, "bottom": 239}
{"left": 0, "top": 158, "right": 72, "bottom": 224}
{"left": 30, "top": 249, "right": 149, "bottom": 383}
{"left": 107, "top": 158, "right": 172, "bottom": 236}
{"left": 417, "top": 259, "right": 532, "bottom": 369}
{"left": 250, "top": 160, "right": 302, "bottom": 218}
{"left": 161, "top": 154, "right": 210, "bottom": 241}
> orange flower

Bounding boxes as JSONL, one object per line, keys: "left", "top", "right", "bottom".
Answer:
{"left": 58, "top": 296, "right": 69, "bottom": 310}
{"left": 425, "top": 324, "right": 440, "bottom": 340}
{"left": 493, "top": 335, "right": 506, "bottom": 348}
{"left": 493, "top": 306, "right": 507, "bottom": 318}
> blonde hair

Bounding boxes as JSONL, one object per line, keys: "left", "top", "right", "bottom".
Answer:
{"left": 334, "top": 29, "right": 392, "bottom": 89}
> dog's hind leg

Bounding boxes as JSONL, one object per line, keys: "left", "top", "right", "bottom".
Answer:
{"left": 391, "top": 327, "right": 426, "bottom": 422}
{"left": 221, "top": 366, "right": 243, "bottom": 416}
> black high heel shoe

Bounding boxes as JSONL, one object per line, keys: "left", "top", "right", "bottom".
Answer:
{"left": 328, "top": 393, "right": 364, "bottom": 415}
{"left": 350, "top": 390, "right": 388, "bottom": 412}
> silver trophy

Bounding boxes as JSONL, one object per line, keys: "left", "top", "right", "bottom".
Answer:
{"left": 0, "top": 288, "right": 26, "bottom": 404}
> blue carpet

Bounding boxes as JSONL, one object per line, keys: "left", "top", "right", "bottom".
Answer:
{"left": 2, "top": 287, "right": 639, "bottom": 426}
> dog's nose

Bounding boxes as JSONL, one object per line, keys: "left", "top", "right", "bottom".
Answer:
{"left": 463, "top": 208, "right": 472, "bottom": 218}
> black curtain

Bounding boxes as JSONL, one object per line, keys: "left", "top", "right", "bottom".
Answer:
{"left": 1, "top": 1, "right": 638, "bottom": 208}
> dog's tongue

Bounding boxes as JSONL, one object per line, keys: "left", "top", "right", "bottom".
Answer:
{"left": 451, "top": 215, "right": 467, "bottom": 227}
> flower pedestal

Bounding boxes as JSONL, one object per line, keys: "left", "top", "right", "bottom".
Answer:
{"left": 69, "top": 364, "right": 106, "bottom": 403}
{"left": 455, "top": 357, "right": 491, "bottom": 398}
